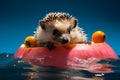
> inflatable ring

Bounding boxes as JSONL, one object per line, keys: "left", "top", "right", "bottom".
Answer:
{"left": 14, "top": 31, "right": 119, "bottom": 68}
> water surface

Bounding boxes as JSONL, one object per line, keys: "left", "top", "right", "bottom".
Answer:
{"left": 0, "top": 53, "right": 120, "bottom": 80}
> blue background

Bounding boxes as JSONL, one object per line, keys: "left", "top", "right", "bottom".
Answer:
{"left": 0, "top": 0, "right": 120, "bottom": 55}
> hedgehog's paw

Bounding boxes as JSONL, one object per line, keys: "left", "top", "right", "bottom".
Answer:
{"left": 45, "top": 41, "right": 56, "bottom": 50}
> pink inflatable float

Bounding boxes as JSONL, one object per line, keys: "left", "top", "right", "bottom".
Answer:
{"left": 14, "top": 31, "right": 119, "bottom": 68}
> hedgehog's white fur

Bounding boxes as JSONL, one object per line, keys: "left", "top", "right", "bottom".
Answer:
{"left": 70, "top": 26, "right": 87, "bottom": 43}
{"left": 34, "top": 26, "right": 54, "bottom": 46}
{"left": 34, "top": 12, "right": 88, "bottom": 47}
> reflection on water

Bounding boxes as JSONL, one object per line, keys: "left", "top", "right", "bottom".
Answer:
{"left": 23, "top": 65, "right": 105, "bottom": 80}
{"left": 19, "top": 56, "right": 120, "bottom": 80}
{"left": 0, "top": 53, "right": 120, "bottom": 80}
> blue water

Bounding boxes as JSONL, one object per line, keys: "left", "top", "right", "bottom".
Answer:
{"left": 0, "top": 53, "right": 120, "bottom": 80}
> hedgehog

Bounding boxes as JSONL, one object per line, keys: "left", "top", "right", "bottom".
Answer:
{"left": 34, "top": 12, "right": 90, "bottom": 49}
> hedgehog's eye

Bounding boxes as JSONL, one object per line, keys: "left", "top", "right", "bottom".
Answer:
{"left": 53, "top": 29, "right": 61, "bottom": 36}
{"left": 67, "top": 28, "right": 71, "bottom": 33}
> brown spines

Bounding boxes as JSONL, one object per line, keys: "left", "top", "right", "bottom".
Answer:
{"left": 42, "top": 12, "right": 73, "bottom": 23}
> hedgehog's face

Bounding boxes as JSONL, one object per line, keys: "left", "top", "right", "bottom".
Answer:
{"left": 40, "top": 18, "right": 77, "bottom": 45}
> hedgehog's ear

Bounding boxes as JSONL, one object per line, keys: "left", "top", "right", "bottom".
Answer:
{"left": 70, "top": 18, "right": 78, "bottom": 28}
{"left": 73, "top": 19, "right": 77, "bottom": 28}
{"left": 40, "top": 21, "right": 46, "bottom": 30}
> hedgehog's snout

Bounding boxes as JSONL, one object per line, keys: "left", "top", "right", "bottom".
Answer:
{"left": 56, "top": 37, "right": 69, "bottom": 44}
{"left": 56, "top": 34, "right": 71, "bottom": 45}
{"left": 61, "top": 37, "right": 69, "bottom": 44}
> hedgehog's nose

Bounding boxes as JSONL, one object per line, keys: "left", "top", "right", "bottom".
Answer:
{"left": 61, "top": 38, "right": 69, "bottom": 44}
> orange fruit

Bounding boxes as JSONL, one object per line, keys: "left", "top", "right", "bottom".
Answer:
{"left": 92, "top": 31, "right": 106, "bottom": 43}
{"left": 24, "top": 36, "right": 37, "bottom": 47}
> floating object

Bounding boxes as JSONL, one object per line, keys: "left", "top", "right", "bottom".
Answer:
{"left": 14, "top": 31, "right": 119, "bottom": 68}
{"left": 92, "top": 31, "right": 106, "bottom": 43}
{"left": 24, "top": 36, "right": 37, "bottom": 47}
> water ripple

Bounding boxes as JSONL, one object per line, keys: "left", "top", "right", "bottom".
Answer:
{"left": 0, "top": 53, "right": 120, "bottom": 80}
